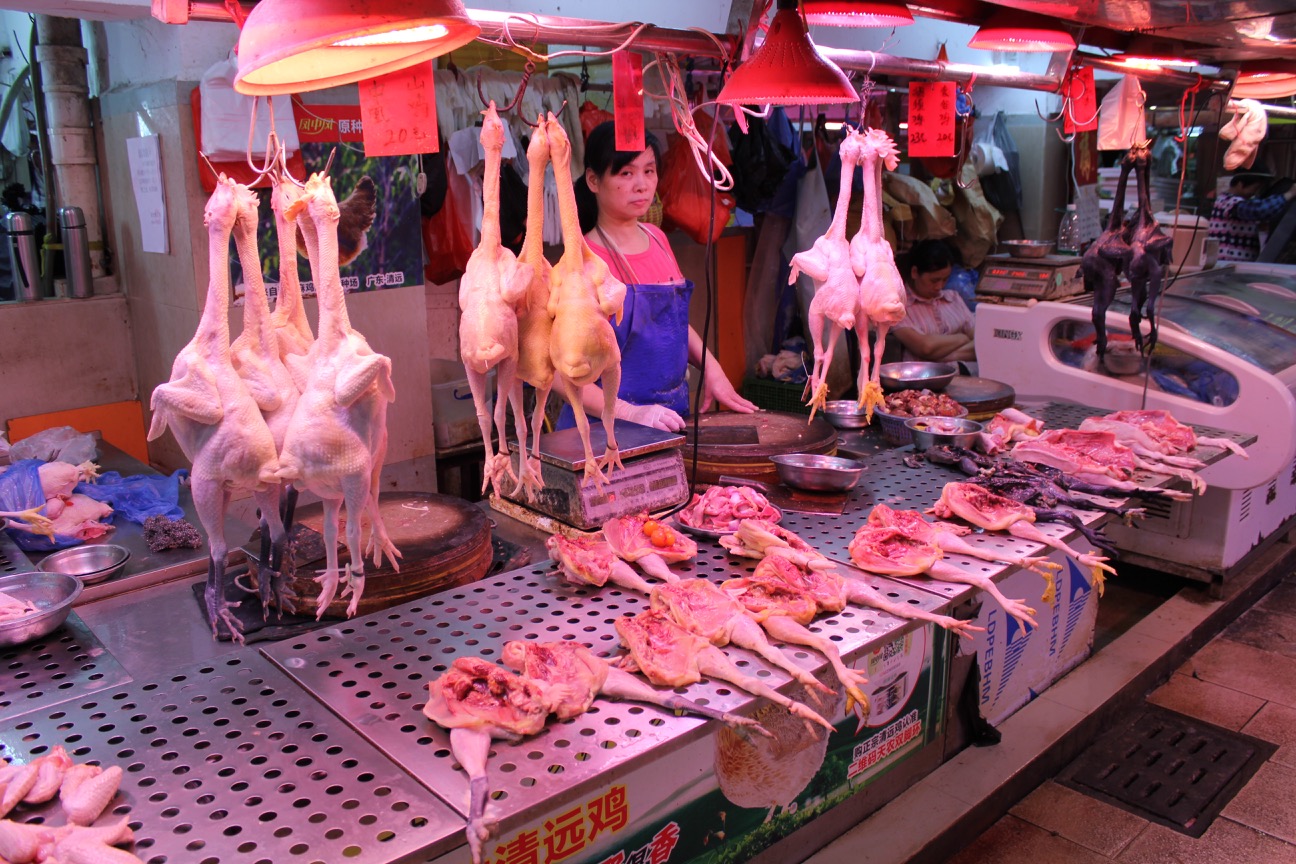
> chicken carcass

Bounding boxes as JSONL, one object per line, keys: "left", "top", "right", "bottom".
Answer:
{"left": 459, "top": 103, "right": 534, "bottom": 498}
{"left": 790, "top": 130, "right": 865, "bottom": 419}
{"left": 423, "top": 657, "right": 549, "bottom": 864}
{"left": 1105, "top": 409, "right": 1248, "bottom": 459}
{"left": 1015, "top": 429, "right": 1206, "bottom": 493}
{"left": 1083, "top": 149, "right": 1136, "bottom": 361}
{"left": 278, "top": 173, "right": 400, "bottom": 619}
{"left": 615, "top": 610, "right": 834, "bottom": 732}
{"left": 513, "top": 115, "right": 556, "bottom": 497}
{"left": 1078, "top": 417, "right": 1206, "bottom": 470}
{"left": 36, "top": 461, "right": 100, "bottom": 502}
{"left": 719, "top": 568, "right": 870, "bottom": 715}
{"left": 649, "top": 579, "right": 833, "bottom": 696}
{"left": 849, "top": 129, "right": 907, "bottom": 418}
{"left": 148, "top": 176, "right": 282, "bottom": 640}
{"left": 229, "top": 180, "right": 298, "bottom": 614}
{"left": 1125, "top": 142, "right": 1172, "bottom": 355}
{"left": 4, "top": 494, "right": 113, "bottom": 542}
{"left": 932, "top": 481, "right": 1116, "bottom": 593}
{"left": 546, "top": 112, "right": 626, "bottom": 487}
{"left": 545, "top": 532, "right": 655, "bottom": 595}
{"left": 849, "top": 524, "right": 1038, "bottom": 629}
{"left": 719, "top": 519, "right": 834, "bottom": 571}
{"left": 867, "top": 503, "right": 1062, "bottom": 603}
{"left": 979, "top": 408, "right": 1044, "bottom": 454}
{"left": 500, "top": 640, "right": 767, "bottom": 734}
{"left": 602, "top": 512, "right": 697, "bottom": 583}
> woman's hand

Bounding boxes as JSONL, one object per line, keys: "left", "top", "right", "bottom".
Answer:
{"left": 700, "top": 366, "right": 758, "bottom": 413}
{"left": 614, "top": 400, "right": 686, "bottom": 431}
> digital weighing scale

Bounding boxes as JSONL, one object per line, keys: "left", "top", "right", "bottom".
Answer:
{"left": 491, "top": 419, "right": 688, "bottom": 532}
{"left": 977, "top": 254, "right": 1085, "bottom": 305}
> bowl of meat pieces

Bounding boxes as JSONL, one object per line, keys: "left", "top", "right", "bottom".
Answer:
{"left": 0, "top": 572, "right": 83, "bottom": 648}
{"left": 878, "top": 361, "right": 959, "bottom": 393}
{"left": 676, "top": 485, "right": 782, "bottom": 537}
{"left": 874, "top": 390, "right": 968, "bottom": 445}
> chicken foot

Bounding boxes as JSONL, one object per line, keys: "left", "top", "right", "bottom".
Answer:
{"left": 468, "top": 365, "right": 518, "bottom": 497}
{"left": 600, "top": 665, "right": 771, "bottom": 737}
{"left": 722, "top": 614, "right": 835, "bottom": 698}
{"left": 925, "top": 561, "right": 1038, "bottom": 630}
{"left": 1006, "top": 518, "right": 1114, "bottom": 596}
{"left": 759, "top": 615, "right": 870, "bottom": 717}
{"left": 0, "top": 508, "right": 55, "bottom": 539}
{"left": 695, "top": 644, "right": 835, "bottom": 733}
{"left": 448, "top": 726, "right": 493, "bottom": 864}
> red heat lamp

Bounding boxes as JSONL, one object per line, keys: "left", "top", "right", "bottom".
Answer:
{"left": 1233, "top": 60, "right": 1296, "bottom": 99}
{"left": 968, "top": 11, "right": 1076, "bottom": 52}
{"left": 234, "top": 0, "right": 480, "bottom": 95}
{"left": 1112, "top": 36, "right": 1198, "bottom": 70}
{"left": 803, "top": 1, "right": 915, "bottom": 28}
{"left": 717, "top": 0, "right": 859, "bottom": 106}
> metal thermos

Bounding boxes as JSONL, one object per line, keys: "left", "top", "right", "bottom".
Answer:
{"left": 3, "top": 211, "right": 41, "bottom": 302}
{"left": 58, "top": 207, "right": 93, "bottom": 299}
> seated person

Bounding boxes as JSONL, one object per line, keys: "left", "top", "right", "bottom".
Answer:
{"left": 890, "top": 238, "right": 976, "bottom": 365}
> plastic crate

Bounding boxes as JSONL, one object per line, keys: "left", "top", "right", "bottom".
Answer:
{"left": 742, "top": 377, "right": 811, "bottom": 415}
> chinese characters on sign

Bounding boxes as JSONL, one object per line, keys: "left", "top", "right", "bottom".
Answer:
{"left": 489, "top": 785, "right": 631, "bottom": 864}
{"left": 907, "top": 81, "right": 956, "bottom": 158}
{"left": 597, "top": 821, "right": 680, "bottom": 864}
{"left": 126, "top": 135, "right": 169, "bottom": 254}
{"left": 847, "top": 709, "right": 923, "bottom": 779}
{"left": 359, "top": 60, "right": 440, "bottom": 156}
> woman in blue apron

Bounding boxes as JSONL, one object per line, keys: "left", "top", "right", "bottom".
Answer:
{"left": 557, "top": 122, "right": 756, "bottom": 432}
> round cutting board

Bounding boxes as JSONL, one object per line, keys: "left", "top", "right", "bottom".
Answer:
{"left": 944, "top": 376, "right": 1016, "bottom": 420}
{"left": 271, "top": 492, "right": 491, "bottom": 619}
{"left": 681, "top": 411, "right": 838, "bottom": 486}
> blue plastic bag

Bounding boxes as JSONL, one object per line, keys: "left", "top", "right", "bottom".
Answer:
{"left": 74, "top": 470, "right": 188, "bottom": 524}
{"left": 0, "top": 459, "right": 83, "bottom": 552}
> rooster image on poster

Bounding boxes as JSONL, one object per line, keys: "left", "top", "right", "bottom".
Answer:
{"left": 295, "top": 175, "right": 377, "bottom": 267}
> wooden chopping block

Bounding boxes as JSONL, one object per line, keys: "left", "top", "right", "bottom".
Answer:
{"left": 244, "top": 492, "right": 491, "bottom": 619}
{"left": 682, "top": 411, "right": 838, "bottom": 486}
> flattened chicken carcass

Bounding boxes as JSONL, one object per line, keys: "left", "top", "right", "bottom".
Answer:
{"left": 545, "top": 532, "right": 654, "bottom": 595}
{"left": 602, "top": 512, "right": 697, "bottom": 583}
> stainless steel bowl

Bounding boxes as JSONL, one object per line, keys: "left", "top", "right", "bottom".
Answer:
{"left": 905, "top": 416, "right": 984, "bottom": 450}
{"left": 878, "top": 362, "right": 959, "bottom": 393}
{"left": 823, "top": 400, "right": 870, "bottom": 429}
{"left": 1001, "top": 239, "right": 1055, "bottom": 259}
{"left": 40, "top": 544, "right": 131, "bottom": 585}
{"left": 770, "top": 453, "right": 865, "bottom": 492}
{"left": 0, "top": 572, "right": 83, "bottom": 648}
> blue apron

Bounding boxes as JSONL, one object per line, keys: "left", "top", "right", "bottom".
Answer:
{"left": 557, "top": 228, "right": 694, "bottom": 429}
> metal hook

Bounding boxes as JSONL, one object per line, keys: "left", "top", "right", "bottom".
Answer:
{"left": 579, "top": 56, "right": 590, "bottom": 93}
{"left": 478, "top": 60, "right": 537, "bottom": 113}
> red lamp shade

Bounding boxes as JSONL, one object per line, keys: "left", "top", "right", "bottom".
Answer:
{"left": 968, "top": 11, "right": 1076, "bottom": 52}
{"left": 803, "top": 1, "right": 915, "bottom": 28}
{"left": 717, "top": 4, "right": 859, "bottom": 106}
{"left": 1111, "top": 36, "right": 1198, "bottom": 69}
{"left": 1234, "top": 60, "right": 1296, "bottom": 98}
{"left": 234, "top": 0, "right": 480, "bottom": 95}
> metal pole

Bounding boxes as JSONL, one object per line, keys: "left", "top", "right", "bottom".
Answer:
{"left": 1073, "top": 51, "right": 1232, "bottom": 91}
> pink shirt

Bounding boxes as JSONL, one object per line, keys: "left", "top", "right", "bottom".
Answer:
{"left": 896, "top": 288, "right": 975, "bottom": 361}
{"left": 585, "top": 224, "right": 684, "bottom": 285}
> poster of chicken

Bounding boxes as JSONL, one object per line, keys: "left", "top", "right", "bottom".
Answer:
{"left": 231, "top": 103, "right": 423, "bottom": 302}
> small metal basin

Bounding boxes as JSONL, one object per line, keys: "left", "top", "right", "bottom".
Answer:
{"left": 770, "top": 453, "right": 865, "bottom": 492}
{"left": 879, "top": 362, "right": 959, "bottom": 393}
{"left": 1001, "top": 239, "right": 1055, "bottom": 258}
{"left": 40, "top": 544, "right": 131, "bottom": 585}
{"left": 823, "top": 400, "right": 870, "bottom": 429}
{"left": 905, "top": 416, "right": 984, "bottom": 450}
{"left": 0, "top": 572, "right": 83, "bottom": 648}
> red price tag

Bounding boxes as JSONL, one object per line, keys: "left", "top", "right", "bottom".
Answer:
{"left": 1064, "top": 67, "right": 1099, "bottom": 134}
{"left": 359, "top": 61, "right": 439, "bottom": 157}
{"left": 907, "top": 81, "right": 955, "bottom": 158}
{"left": 612, "top": 51, "right": 645, "bottom": 152}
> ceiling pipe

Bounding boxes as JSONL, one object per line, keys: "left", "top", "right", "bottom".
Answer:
{"left": 821, "top": 45, "right": 1062, "bottom": 91}
{"left": 1073, "top": 50, "right": 1231, "bottom": 91}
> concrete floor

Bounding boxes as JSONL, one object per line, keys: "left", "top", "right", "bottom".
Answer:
{"left": 805, "top": 537, "right": 1296, "bottom": 864}
{"left": 951, "top": 572, "right": 1296, "bottom": 864}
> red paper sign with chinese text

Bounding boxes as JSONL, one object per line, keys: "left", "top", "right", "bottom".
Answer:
{"left": 359, "top": 61, "right": 439, "bottom": 157}
{"left": 1064, "top": 66, "right": 1099, "bottom": 134}
{"left": 907, "top": 81, "right": 956, "bottom": 158}
{"left": 612, "top": 51, "right": 645, "bottom": 152}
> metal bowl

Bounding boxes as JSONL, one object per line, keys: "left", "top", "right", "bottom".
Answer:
{"left": 40, "top": 544, "right": 131, "bottom": 585}
{"left": 0, "top": 572, "right": 83, "bottom": 648}
{"left": 905, "top": 416, "right": 984, "bottom": 450}
{"left": 878, "top": 362, "right": 959, "bottom": 393}
{"left": 1001, "top": 239, "right": 1055, "bottom": 259}
{"left": 823, "top": 400, "right": 870, "bottom": 429}
{"left": 770, "top": 453, "right": 865, "bottom": 492}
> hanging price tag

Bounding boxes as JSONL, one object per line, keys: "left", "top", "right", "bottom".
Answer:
{"left": 612, "top": 50, "right": 645, "bottom": 152}
{"left": 907, "top": 81, "right": 956, "bottom": 158}
{"left": 1064, "top": 67, "right": 1099, "bottom": 134}
{"left": 359, "top": 61, "right": 439, "bottom": 157}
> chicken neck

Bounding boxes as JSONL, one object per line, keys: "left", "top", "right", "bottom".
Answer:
{"left": 826, "top": 143, "right": 855, "bottom": 242}
{"left": 196, "top": 199, "right": 235, "bottom": 361}
{"left": 231, "top": 207, "right": 278, "bottom": 360}
{"left": 270, "top": 181, "right": 313, "bottom": 350}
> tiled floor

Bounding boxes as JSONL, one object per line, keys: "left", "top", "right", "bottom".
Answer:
{"left": 949, "top": 568, "right": 1296, "bottom": 864}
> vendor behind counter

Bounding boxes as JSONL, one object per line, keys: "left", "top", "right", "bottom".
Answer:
{"left": 889, "top": 238, "right": 978, "bottom": 371}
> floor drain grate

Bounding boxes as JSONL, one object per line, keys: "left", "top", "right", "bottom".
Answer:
{"left": 1058, "top": 704, "right": 1276, "bottom": 837}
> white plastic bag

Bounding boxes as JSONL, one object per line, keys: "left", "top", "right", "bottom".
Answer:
{"left": 1097, "top": 75, "right": 1147, "bottom": 151}
{"left": 199, "top": 49, "right": 299, "bottom": 161}
{"left": 8, "top": 426, "right": 98, "bottom": 464}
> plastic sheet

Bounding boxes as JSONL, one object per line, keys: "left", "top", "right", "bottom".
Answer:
{"left": 8, "top": 426, "right": 98, "bottom": 464}
{"left": 74, "top": 469, "right": 188, "bottom": 525}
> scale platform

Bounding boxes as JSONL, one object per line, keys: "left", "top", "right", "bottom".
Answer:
{"left": 493, "top": 419, "right": 688, "bottom": 531}
{"left": 978, "top": 253, "right": 1085, "bottom": 304}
